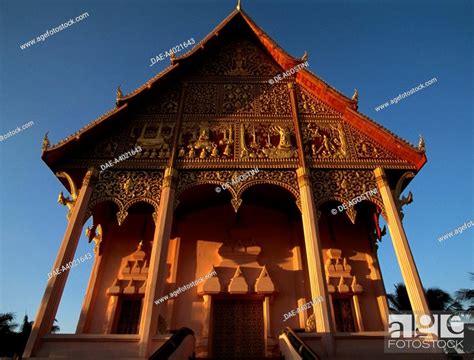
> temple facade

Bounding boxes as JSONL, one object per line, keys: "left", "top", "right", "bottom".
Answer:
{"left": 25, "top": 5, "right": 433, "bottom": 360}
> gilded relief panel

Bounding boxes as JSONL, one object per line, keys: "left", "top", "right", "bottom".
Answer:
{"left": 257, "top": 83, "right": 292, "bottom": 116}
{"left": 347, "top": 126, "right": 401, "bottom": 161}
{"left": 195, "top": 38, "right": 281, "bottom": 77}
{"left": 177, "top": 121, "right": 235, "bottom": 161}
{"left": 128, "top": 121, "right": 175, "bottom": 160}
{"left": 239, "top": 122, "right": 297, "bottom": 160}
{"left": 295, "top": 85, "right": 341, "bottom": 118}
{"left": 87, "top": 170, "right": 164, "bottom": 224}
{"left": 311, "top": 169, "right": 385, "bottom": 219}
{"left": 302, "top": 121, "right": 349, "bottom": 161}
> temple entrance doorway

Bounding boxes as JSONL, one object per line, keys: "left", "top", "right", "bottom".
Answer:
{"left": 211, "top": 298, "right": 264, "bottom": 359}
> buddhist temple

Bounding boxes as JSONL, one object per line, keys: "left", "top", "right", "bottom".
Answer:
{"left": 24, "top": 3, "right": 434, "bottom": 359}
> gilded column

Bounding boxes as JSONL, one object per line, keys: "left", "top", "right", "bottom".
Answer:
{"left": 296, "top": 167, "right": 333, "bottom": 333}
{"left": 138, "top": 167, "right": 178, "bottom": 358}
{"left": 24, "top": 168, "right": 98, "bottom": 358}
{"left": 374, "top": 167, "right": 431, "bottom": 326}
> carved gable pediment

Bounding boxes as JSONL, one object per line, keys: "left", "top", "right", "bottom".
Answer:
{"left": 195, "top": 38, "right": 281, "bottom": 77}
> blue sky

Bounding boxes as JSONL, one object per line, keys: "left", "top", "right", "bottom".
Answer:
{"left": 0, "top": 0, "right": 472, "bottom": 333}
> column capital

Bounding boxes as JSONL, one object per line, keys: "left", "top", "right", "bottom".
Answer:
{"left": 82, "top": 167, "right": 99, "bottom": 187}
{"left": 162, "top": 167, "right": 178, "bottom": 189}
{"left": 296, "top": 167, "right": 311, "bottom": 187}
{"left": 374, "top": 167, "right": 388, "bottom": 184}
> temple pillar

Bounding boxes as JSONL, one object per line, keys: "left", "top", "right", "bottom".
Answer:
{"left": 76, "top": 227, "right": 104, "bottom": 334}
{"left": 138, "top": 167, "right": 178, "bottom": 358}
{"left": 365, "top": 253, "right": 390, "bottom": 330}
{"left": 24, "top": 168, "right": 98, "bottom": 358}
{"left": 374, "top": 167, "right": 431, "bottom": 326}
{"left": 292, "top": 245, "right": 308, "bottom": 328}
{"left": 296, "top": 167, "right": 334, "bottom": 354}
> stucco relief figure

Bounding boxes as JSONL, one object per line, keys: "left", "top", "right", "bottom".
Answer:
{"left": 178, "top": 122, "right": 233, "bottom": 160}
{"left": 314, "top": 134, "right": 335, "bottom": 157}
{"left": 240, "top": 124, "right": 259, "bottom": 159}
{"left": 262, "top": 125, "right": 296, "bottom": 159}
{"left": 123, "top": 178, "right": 134, "bottom": 195}
{"left": 228, "top": 48, "right": 249, "bottom": 76}
{"left": 357, "top": 139, "right": 379, "bottom": 158}
{"left": 194, "top": 125, "right": 213, "bottom": 151}
{"left": 136, "top": 122, "right": 173, "bottom": 158}
{"left": 330, "top": 123, "right": 348, "bottom": 159}
{"left": 218, "top": 125, "right": 234, "bottom": 158}
{"left": 307, "top": 123, "right": 348, "bottom": 160}
{"left": 240, "top": 123, "right": 296, "bottom": 159}
{"left": 274, "top": 126, "right": 292, "bottom": 150}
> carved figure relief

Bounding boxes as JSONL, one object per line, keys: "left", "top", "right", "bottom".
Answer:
{"left": 178, "top": 122, "right": 234, "bottom": 160}
{"left": 303, "top": 122, "right": 348, "bottom": 160}
{"left": 348, "top": 127, "right": 403, "bottom": 161}
{"left": 296, "top": 86, "right": 341, "bottom": 118}
{"left": 240, "top": 123, "right": 297, "bottom": 160}
{"left": 131, "top": 121, "right": 175, "bottom": 159}
{"left": 195, "top": 38, "right": 280, "bottom": 77}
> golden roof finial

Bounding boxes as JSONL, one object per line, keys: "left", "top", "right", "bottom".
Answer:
{"left": 301, "top": 51, "right": 308, "bottom": 61}
{"left": 236, "top": 0, "right": 241, "bottom": 11}
{"left": 42, "top": 132, "right": 50, "bottom": 153}
{"left": 352, "top": 89, "right": 358, "bottom": 102}
{"left": 116, "top": 85, "right": 123, "bottom": 105}
{"left": 418, "top": 134, "right": 425, "bottom": 151}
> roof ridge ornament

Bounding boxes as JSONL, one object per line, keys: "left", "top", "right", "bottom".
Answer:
{"left": 301, "top": 51, "right": 308, "bottom": 61}
{"left": 352, "top": 89, "right": 358, "bottom": 102}
{"left": 116, "top": 85, "right": 123, "bottom": 106}
{"left": 42, "top": 132, "right": 50, "bottom": 153}
{"left": 236, "top": 0, "right": 241, "bottom": 11}
{"left": 418, "top": 134, "right": 425, "bottom": 152}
